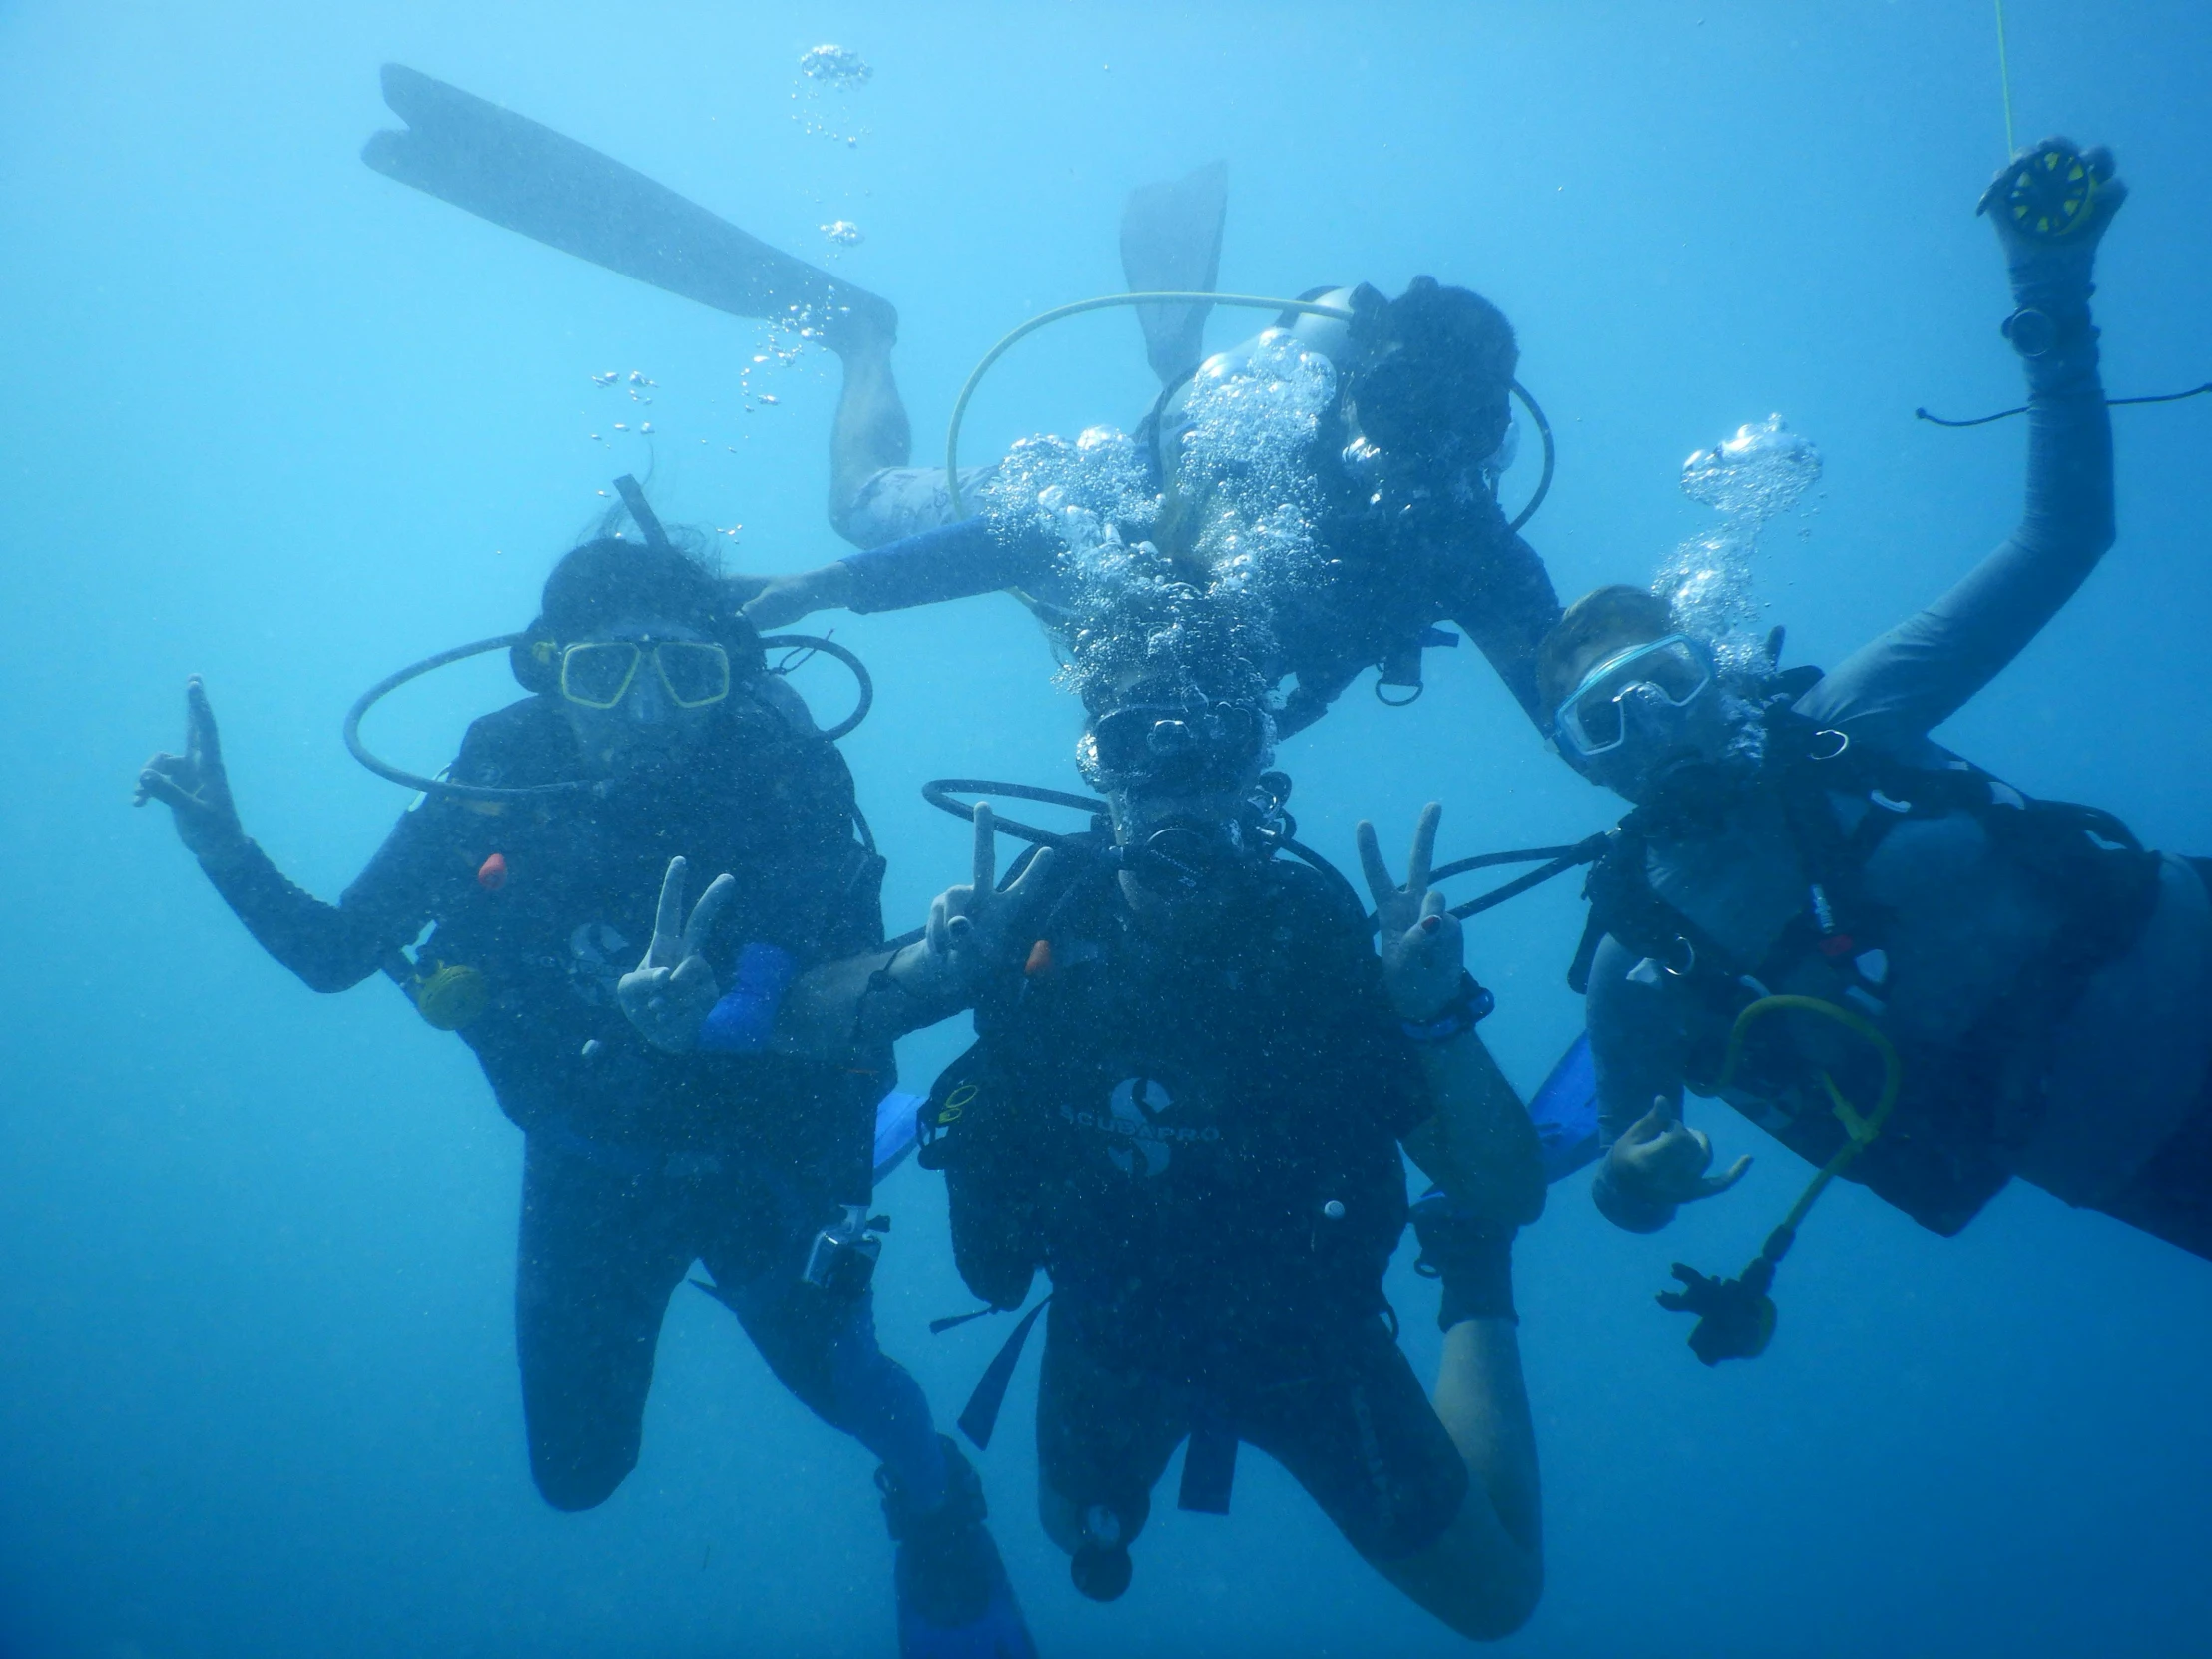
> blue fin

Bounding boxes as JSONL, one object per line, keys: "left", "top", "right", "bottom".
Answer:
{"left": 874, "top": 1090, "right": 925, "bottom": 1185}
{"left": 1531, "top": 1032, "right": 1601, "bottom": 1183}
{"left": 897, "top": 1562, "right": 1037, "bottom": 1659}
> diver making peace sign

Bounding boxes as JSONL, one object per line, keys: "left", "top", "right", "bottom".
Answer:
{"left": 140, "top": 524, "right": 1038, "bottom": 1659}
{"left": 631, "top": 679, "right": 1549, "bottom": 1639}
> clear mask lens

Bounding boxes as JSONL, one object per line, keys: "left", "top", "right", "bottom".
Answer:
{"left": 1556, "top": 635, "right": 1714, "bottom": 758}
{"left": 655, "top": 641, "right": 732, "bottom": 708}
{"left": 560, "top": 641, "right": 642, "bottom": 709}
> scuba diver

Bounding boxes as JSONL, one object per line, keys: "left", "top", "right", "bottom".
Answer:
{"left": 634, "top": 656, "right": 1548, "bottom": 1636}
{"left": 751, "top": 271, "right": 1565, "bottom": 736}
{"left": 134, "top": 508, "right": 1038, "bottom": 1657}
{"left": 1537, "top": 141, "right": 2212, "bottom": 1363}
{"left": 356, "top": 66, "right": 1561, "bottom": 735}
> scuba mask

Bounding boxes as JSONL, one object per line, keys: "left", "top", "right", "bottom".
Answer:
{"left": 1554, "top": 634, "right": 1733, "bottom": 788}
{"left": 1078, "top": 699, "right": 1270, "bottom": 794}
{"left": 557, "top": 637, "right": 732, "bottom": 710}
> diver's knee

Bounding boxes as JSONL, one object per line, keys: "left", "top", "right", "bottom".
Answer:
{"left": 529, "top": 1442, "right": 635, "bottom": 1513}
{"left": 1429, "top": 1556, "right": 1543, "bottom": 1643}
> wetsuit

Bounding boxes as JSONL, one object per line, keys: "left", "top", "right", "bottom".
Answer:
{"left": 1584, "top": 278, "right": 2212, "bottom": 1254}
{"left": 834, "top": 334, "right": 1562, "bottom": 734}
{"left": 928, "top": 857, "right": 1469, "bottom": 1563}
{"left": 199, "top": 686, "right": 943, "bottom": 1509}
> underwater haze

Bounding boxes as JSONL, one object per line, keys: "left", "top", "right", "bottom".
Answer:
{"left": 6, "top": 2, "right": 2212, "bottom": 1655}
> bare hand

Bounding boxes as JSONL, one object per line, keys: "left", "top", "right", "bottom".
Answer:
{"left": 887, "top": 804, "right": 1059, "bottom": 1009}
{"left": 617, "top": 856, "right": 738, "bottom": 1053}
{"left": 1604, "top": 1094, "right": 1751, "bottom": 1209}
{"left": 1358, "top": 802, "right": 1463, "bottom": 1022}
{"left": 136, "top": 677, "right": 247, "bottom": 861}
{"left": 743, "top": 563, "right": 854, "bottom": 630}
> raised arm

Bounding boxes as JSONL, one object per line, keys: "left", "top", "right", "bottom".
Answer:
{"left": 1449, "top": 522, "right": 1565, "bottom": 729}
{"left": 1359, "top": 805, "right": 1544, "bottom": 1227}
{"left": 137, "top": 678, "right": 439, "bottom": 992}
{"left": 1801, "top": 141, "right": 2127, "bottom": 749}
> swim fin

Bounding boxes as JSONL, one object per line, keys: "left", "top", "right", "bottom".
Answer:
{"left": 1119, "top": 159, "right": 1227, "bottom": 384}
{"left": 1530, "top": 1030, "right": 1601, "bottom": 1183}
{"left": 362, "top": 64, "right": 896, "bottom": 346}
{"left": 873, "top": 1088, "right": 925, "bottom": 1185}
{"left": 882, "top": 1436, "right": 1039, "bottom": 1659}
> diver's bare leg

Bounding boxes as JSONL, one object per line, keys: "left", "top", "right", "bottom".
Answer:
{"left": 828, "top": 327, "right": 911, "bottom": 545}
{"left": 1374, "top": 1318, "right": 1543, "bottom": 1640}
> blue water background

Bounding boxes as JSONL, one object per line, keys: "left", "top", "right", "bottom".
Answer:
{"left": 4, "top": 3, "right": 2210, "bottom": 1654}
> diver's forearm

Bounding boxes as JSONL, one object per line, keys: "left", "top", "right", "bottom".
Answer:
{"left": 1803, "top": 270, "right": 2112, "bottom": 741}
{"left": 1451, "top": 529, "right": 1565, "bottom": 728}
{"left": 2014, "top": 311, "right": 2113, "bottom": 559}
{"left": 842, "top": 518, "right": 1051, "bottom": 614}
{"left": 772, "top": 944, "right": 966, "bottom": 1060}
{"left": 200, "top": 839, "right": 391, "bottom": 994}
{"left": 1406, "top": 1033, "right": 1545, "bottom": 1229}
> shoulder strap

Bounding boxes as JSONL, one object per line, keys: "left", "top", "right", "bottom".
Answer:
{"left": 1577, "top": 821, "right": 1744, "bottom": 993}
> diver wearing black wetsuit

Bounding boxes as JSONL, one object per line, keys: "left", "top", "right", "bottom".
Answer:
{"left": 738, "top": 681, "right": 1547, "bottom": 1638}
{"left": 752, "top": 278, "right": 1565, "bottom": 734}
{"left": 138, "top": 532, "right": 1035, "bottom": 1656}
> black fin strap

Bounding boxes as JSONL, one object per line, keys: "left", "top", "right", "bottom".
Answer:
{"left": 956, "top": 1296, "right": 1051, "bottom": 1450}
{"left": 1178, "top": 1411, "right": 1238, "bottom": 1515}
{"left": 1566, "top": 907, "right": 1607, "bottom": 996}
{"left": 929, "top": 1305, "right": 999, "bottom": 1335}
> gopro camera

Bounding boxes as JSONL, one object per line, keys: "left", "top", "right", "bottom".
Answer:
{"left": 804, "top": 1204, "right": 888, "bottom": 1298}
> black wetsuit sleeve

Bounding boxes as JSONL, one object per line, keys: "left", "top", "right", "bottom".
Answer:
{"left": 1449, "top": 524, "right": 1564, "bottom": 726}
{"left": 200, "top": 805, "right": 453, "bottom": 993}
{"left": 841, "top": 517, "right": 1058, "bottom": 614}
{"left": 1797, "top": 307, "right": 2114, "bottom": 748}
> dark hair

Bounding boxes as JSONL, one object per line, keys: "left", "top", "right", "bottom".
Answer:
{"left": 1356, "top": 276, "right": 1519, "bottom": 461}
{"left": 512, "top": 537, "right": 759, "bottom": 694}
{"left": 1535, "top": 585, "right": 1675, "bottom": 717}
{"left": 1381, "top": 276, "right": 1518, "bottom": 384}
{"left": 538, "top": 537, "right": 727, "bottom": 640}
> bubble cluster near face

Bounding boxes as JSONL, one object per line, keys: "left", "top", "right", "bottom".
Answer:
{"left": 980, "top": 331, "right": 1339, "bottom": 719}
{"left": 1654, "top": 412, "right": 1823, "bottom": 667}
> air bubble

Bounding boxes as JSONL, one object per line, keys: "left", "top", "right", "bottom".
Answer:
{"left": 1654, "top": 413, "right": 1823, "bottom": 663}
{"left": 799, "top": 44, "right": 870, "bottom": 84}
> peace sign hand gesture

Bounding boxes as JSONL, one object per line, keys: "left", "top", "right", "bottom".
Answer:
{"left": 618, "top": 855, "right": 739, "bottom": 1053}
{"left": 136, "top": 677, "right": 248, "bottom": 862}
{"left": 1358, "top": 802, "right": 1463, "bottom": 1023}
{"left": 886, "top": 804, "right": 1059, "bottom": 1011}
